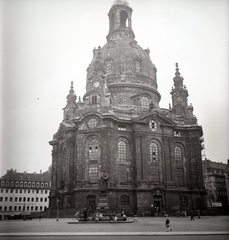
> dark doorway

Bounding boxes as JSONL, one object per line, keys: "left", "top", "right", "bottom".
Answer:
{"left": 87, "top": 195, "right": 96, "bottom": 210}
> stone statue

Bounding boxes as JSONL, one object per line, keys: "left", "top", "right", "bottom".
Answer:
{"left": 100, "top": 170, "right": 109, "bottom": 191}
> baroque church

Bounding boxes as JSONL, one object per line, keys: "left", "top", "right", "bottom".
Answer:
{"left": 48, "top": 0, "right": 206, "bottom": 217}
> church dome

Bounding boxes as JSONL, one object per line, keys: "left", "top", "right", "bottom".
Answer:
{"left": 86, "top": 1, "right": 161, "bottom": 108}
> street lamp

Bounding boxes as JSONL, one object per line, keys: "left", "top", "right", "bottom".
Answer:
{"left": 56, "top": 197, "right": 60, "bottom": 222}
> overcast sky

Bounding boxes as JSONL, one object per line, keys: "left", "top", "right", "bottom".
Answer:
{"left": 1, "top": 0, "right": 228, "bottom": 176}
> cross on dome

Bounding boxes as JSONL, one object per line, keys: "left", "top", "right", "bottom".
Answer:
{"left": 112, "top": 0, "right": 129, "bottom": 6}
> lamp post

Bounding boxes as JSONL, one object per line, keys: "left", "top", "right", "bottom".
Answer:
{"left": 56, "top": 197, "right": 60, "bottom": 222}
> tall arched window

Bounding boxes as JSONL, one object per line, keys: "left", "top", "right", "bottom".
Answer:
{"left": 106, "top": 59, "right": 113, "bottom": 74}
{"left": 141, "top": 96, "right": 149, "bottom": 108}
{"left": 175, "top": 145, "right": 184, "bottom": 186}
{"left": 175, "top": 146, "right": 182, "bottom": 165}
{"left": 89, "top": 139, "right": 99, "bottom": 160}
{"left": 118, "top": 141, "right": 127, "bottom": 162}
{"left": 120, "top": 10, "right": 128, "bottom": 27}
{"left": 149, "top": 142, "right": 159, "bottom": 182}
{"left": 150, "top": 143, "right": 158, "bottom": 163}
{"left": 88, "top": 138, "right": 99, "bottom": 181}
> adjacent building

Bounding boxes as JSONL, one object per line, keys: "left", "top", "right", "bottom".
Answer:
{"left": 49, "top": 0, "right": 206, "bottom": 217}
{"left": 203, "top": 159, "right": 228, "bottom": 214}
{"left": 0, "top": 169, "right": 51, "bottom": 219}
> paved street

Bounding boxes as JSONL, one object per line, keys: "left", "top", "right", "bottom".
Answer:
{"left": 0, "top": 216, "right": 229, "bottom": 239}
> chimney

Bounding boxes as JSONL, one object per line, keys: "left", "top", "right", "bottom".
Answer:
{"left": 40, "top": 170, "right": 42, "bottom": 174}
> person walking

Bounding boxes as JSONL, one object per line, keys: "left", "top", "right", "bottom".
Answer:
{"left": 165, "top": 216, "right": 172, "bottom": 232}
{"left": 190, "top": 211, "right": 195, "bottom": 220}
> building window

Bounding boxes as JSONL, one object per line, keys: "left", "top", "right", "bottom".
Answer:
{"left": 10, "top": 181, "right": 14, "bottom": 186}
{"left": 15, "top": 197, "right": 18, "bottom": 202}
{"left": 6, "top": 181, "right": 9, "bottom": 186}
{"left": 180, "top": 196, "right": 188, "bottom": 208}
{"left": 40, "top": 198, "right": 43, "bottom": 202}
{"left": 174, "top": 131, "right": 181, "bottom": 137}
{"left": 16, "top": 181, "right": 19, "bottom": 187}
{"left": 28, "top": 182, "right": 31, "bottom": 187}
{"left": 118, "top": 141, "right": 127, "bottom": 162}
{"left": 37, "top": 190, "right": 39, "bottom": 194}
{"left": 120, "top": 195, "right": 130, "bottom": 206}
{"left": 1, "top": 181, "right": 4, "bottom": 186}
{"left": 151, "top": 165, "right": 159, "bottom": 182}
{"left": 31, "top": 206, "right": 33, "bottom": 211}
{"left": 27, "top": 198, "right": 30, "bottom": 202}
{"left": 175, "top": 146, "right": 183, "bottom": 166}
{"left": 45, "top": 198, "right": 47, "bottom": 202}
{"left": 88, "top": 118, "right": 97, "bottom": 128}
{"left": 27, "top": 206, "right": 29, "bottom": 211}
{"left": 36, "top": 197, "right": 38, "bottom": 202}
{"left": 45, "top": 183, "right": 48, "bottom": 188}
{"left": 31, "top": 198, "right": 34, "bottom": 202}
{"left": 14, "top": 206, "right": 17, "bottom": 211}
{"left": 20, "top": 190, "right": 22, "bottom": 193}
{"left": 19, "top": 197, "right": 22, "bottom": 202}
{"left": 141, "top": 96, "right": 149, "bottom": 108}
{"left": 10, "top": 197, "right": 13, "bottom": 202}
{"left": 23, "top": 197, "right": 26, "bottom": 202}
{"left": 106, "top": 59, "right": 113, "bottom": 74}
{"left": 149, "top": 120, "right": 157, "bottom": 131}
{"left": 89, "top": 163, "right": 98, "bottom": 181}
{"left": 41, "top": 190, "right": 43, "bottom": 194}
{"left": 118, "top": 125, "right": 126, "bottom": 131}
{"left": 176, "top": 168, "right": 184, "bottom": 186}
{"left": 10, "top": 189, "right": 13, "bottom": 193}
{"left": 5, "top": 197, "right": 8, "bottom": 201}
{"left": 36, "top": 182, "right": 40, "bottom": 187}
{"left": 150, "top": 143, "right": 158, "bottom": 163}
{"left": 40, "top": 206, "right": 43, "bottom": 211}
{"left": 135, "top": 60, "right": 141, "bottom": 73}
{"left": 24, "top": 182, "right": 27, "bottom": 187}
{"left": 89, "top": 139, "right": 99, "bottom": 160}
{"left": 41, "top": 183, "right": 44, "bottom": 187}
{"left": 18, "top": 206, "right": 21, "bottom": 211}
{"left": 28, "top": 190, "right": 30, "bottom": 194}
{"left": 118, "top": 165, "right": 127, "bottom": 183}
{"left": 0, "top": 197, "right": 3, "bottom": 201}
{"left": 20, "top": 181, "right": 23, "bottom": 187}
{"left": 92, "top": 95, "right": 97, "bottom": 104}
{"left": 32, "top": 182, "right": 35, "bottom": 187}
{"left": 36, "top": 206, "right": 38, "bottom": 211}
{"left": 0, "top": 189, "right": 3, "bottom": 193}
{"left": 45, "top": 190, "right": 48, "bottom": 194}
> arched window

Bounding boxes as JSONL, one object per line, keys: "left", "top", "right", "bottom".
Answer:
{"left": 106, "top": 59, "right": 113, "bottom": 74}
{"left": 89, "top": 139, "right": 99, "bottom": 160}
{"left": 41, "top": 183, "right": 44, "bottom": 187}
{"left": 20, "top": 181, "right": 23, "bottom": 187}
{"left": 15, "top": 181, "right": 19, "bottom": 187}
{"left": 36, "top": 182, "right": 40, "bottom": 187}
{"left": 120, "top": 10, "right": 128, "bottom": 27}
{"left": 32, "top": 182, "right": 35, "bottom": 187}
{"left": 135, "top": 60, "right": 141, "bottom": 72}
{"left": 89, "top": 163, "right": 98, "bottom": 181}
{"left": 141, "top": 96, "right": 149, "bottom": 108}
{"left": 175, "top": 146, "right": 183, "bottom": 166}
{"left": 180, "top": 196, "right": 188, "bottom": 208}
{"left": 117, "top": 141, "right": 127, "bottom": 162}
{"left": 175, "top": 145, "right": 184, "bottom": 186}
{"left": 110, "top": 13, "right": 115, "bottom": 30}
{"left": 11, "top": 181, "right": 14, "bottom": 186}
{"left": 24, "top": 182, "right": 27, "bottom": 187}
{"left": 120, "top": 195, "right": 130, "bottom": 206}
{"left": 6, "top": 181, "right": 9, "bottom": 186}
{"left": 28, "top": 182, "right": 31, "bottom": 187}
{"left": 150, "top": 143, "right": 158, "bottom": 163}
{"left": 45, "top": 182, "right": 48, "bottom": 188}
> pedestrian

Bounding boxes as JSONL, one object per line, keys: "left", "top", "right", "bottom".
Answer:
{"left": 190, "top": 211, "right": 195, "bottom": 220}
{"left": 165, "top": 216, "right": 172, "bottom": 232}
{"left": 38, "top": 213, "right": 41, "bottom": 221}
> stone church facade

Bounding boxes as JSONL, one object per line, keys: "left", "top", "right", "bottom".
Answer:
{"left": 48, "top": 0, "right": 206, "bottom": 217}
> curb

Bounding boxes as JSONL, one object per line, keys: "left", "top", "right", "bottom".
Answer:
{"left": 0, "top": 231, "right": 229, "bottom": 237}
